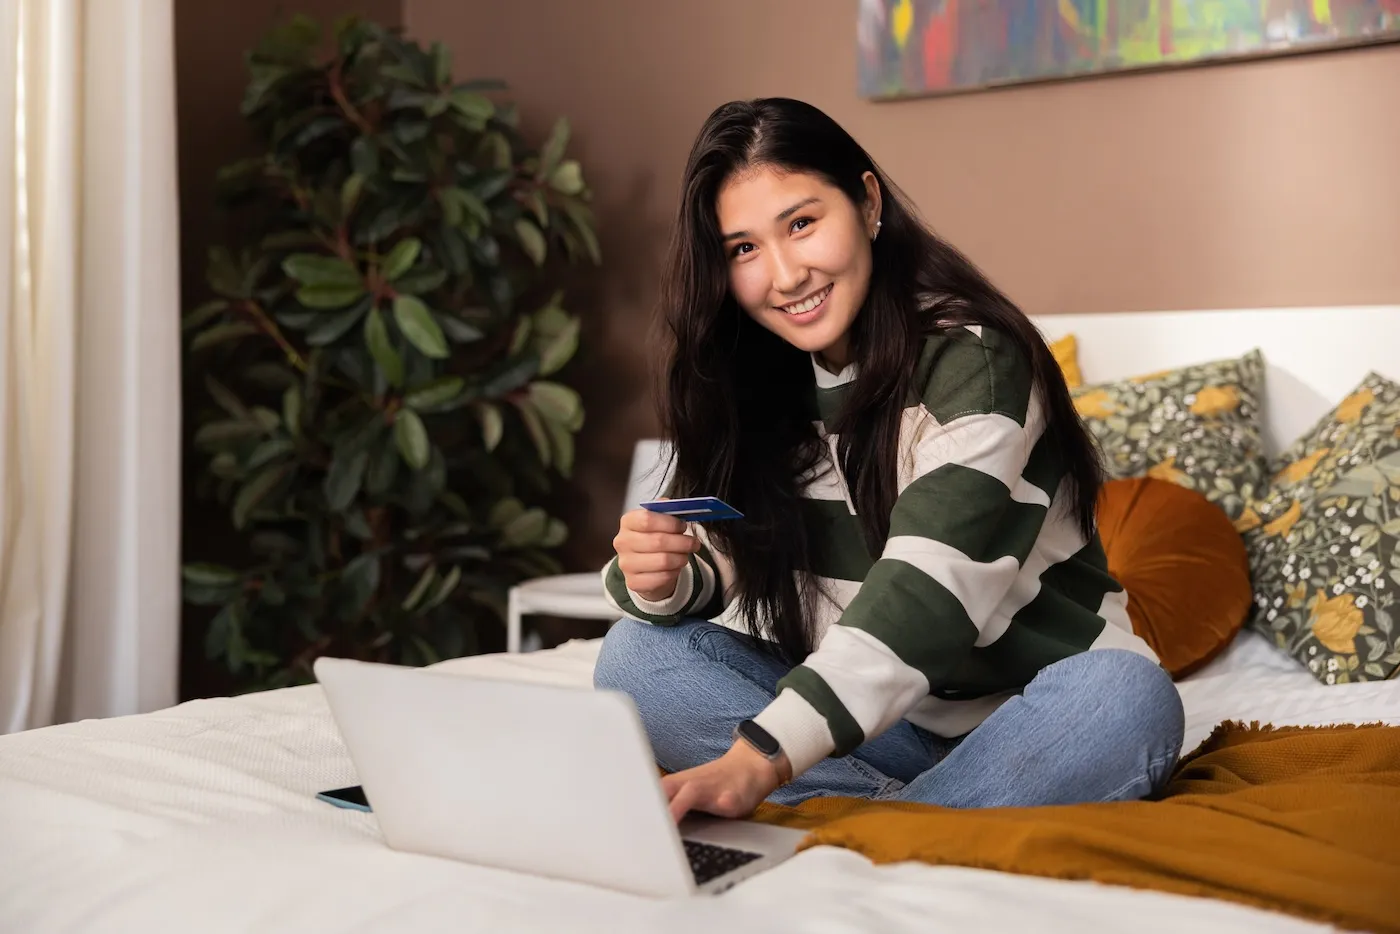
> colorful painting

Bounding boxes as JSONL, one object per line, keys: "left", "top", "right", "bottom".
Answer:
{"left": 859, "top": 0, "right": 1400, "bottom": 98}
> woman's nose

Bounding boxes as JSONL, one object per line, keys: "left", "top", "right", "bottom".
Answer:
{"left": 768, "top": 244, "right": 809, "bottom": 297}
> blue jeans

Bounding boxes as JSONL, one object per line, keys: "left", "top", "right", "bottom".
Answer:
{"left": 593, "top": 618, "right": 1185, "bottom": 808}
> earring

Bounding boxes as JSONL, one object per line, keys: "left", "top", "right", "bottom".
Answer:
{"left": 872, "top": 220, "right": 882, "bottom": 242}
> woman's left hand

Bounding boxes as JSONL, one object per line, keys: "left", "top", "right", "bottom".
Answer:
{"left": 661, "top": 741, "right": 787, "bottom": 823}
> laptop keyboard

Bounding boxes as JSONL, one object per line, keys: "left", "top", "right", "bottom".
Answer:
{"left": 683, "top": 838, "right": 763, "bottom": 886}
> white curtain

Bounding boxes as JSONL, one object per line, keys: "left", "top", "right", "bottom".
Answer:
{"left": 0, "top": 0, "right": 180, "bottom": 733}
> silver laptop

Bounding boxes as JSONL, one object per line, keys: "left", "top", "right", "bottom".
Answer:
{"left": 313, "top": 656, "right": 806, "bottom": 897}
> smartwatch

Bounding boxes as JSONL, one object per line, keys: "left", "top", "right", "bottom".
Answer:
{"left": 733, "top": 719, "right": 790, "bottom": 782}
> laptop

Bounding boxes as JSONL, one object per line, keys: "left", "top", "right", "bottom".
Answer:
{"left": 313, "top": 656, "right": 806, "bottom": 897}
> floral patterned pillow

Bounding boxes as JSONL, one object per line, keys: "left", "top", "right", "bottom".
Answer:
{"left": 1071, "top": 350, "right": 1269, "bottom": 522}
{"left": 1240, "top": 373, "right": 1400, "bottom": 684}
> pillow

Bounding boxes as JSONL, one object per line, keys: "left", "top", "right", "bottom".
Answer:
{"left": 1097, "top": 477, "right": 1253, "bottom": 679}
{"left": 1072, "top": 350, "right": 1268, "bottom": 522}
{"left": 1241, "top": 372, "right": 1400, "bottom": 685}
{"left": 1049, "top": 333, "right": 1082, "bottom": 389}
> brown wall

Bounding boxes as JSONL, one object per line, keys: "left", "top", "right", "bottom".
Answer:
{"left": 175, "top": 0, "right": 402, "bottom": 698}
{"left": 405, "top": 0, "right": 1400, "bottom": 582}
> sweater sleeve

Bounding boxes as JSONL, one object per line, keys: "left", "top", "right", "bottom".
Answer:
{"left": 753, "top": 328, "right": 1062, "bottom": 775}
{"left": 601, "top": 524, "right": 732, "bottom": 625}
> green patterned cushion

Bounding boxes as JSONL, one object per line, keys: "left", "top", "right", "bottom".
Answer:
{"left": 1071, "top": 350, "right": 1269, "bottom": 521}
{"left": 1241, "top": 372, "right": 1400, "bottom": 684}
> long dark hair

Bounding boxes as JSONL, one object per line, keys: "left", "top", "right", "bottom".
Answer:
{"left": 657, "top": 98, "right": 1101, "bottom": 662}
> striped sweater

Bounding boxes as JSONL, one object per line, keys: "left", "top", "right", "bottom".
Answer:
{"left": 603, "top": 325, "right": 1158, "bottom": 777}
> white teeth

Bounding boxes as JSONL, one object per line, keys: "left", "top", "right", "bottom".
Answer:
{"left": 782, "top": 286, "right": 830, "bottom": 316}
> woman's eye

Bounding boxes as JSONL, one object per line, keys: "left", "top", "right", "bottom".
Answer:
{"left": 791, "top": 217, "right": 814, "bottom": 233}
{"left": 731, "top": 242, "right": 755, "bottom": 257}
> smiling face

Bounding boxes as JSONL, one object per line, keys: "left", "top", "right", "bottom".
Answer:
{"left": 717, "top": 165, "right": 882, "bottom": 374}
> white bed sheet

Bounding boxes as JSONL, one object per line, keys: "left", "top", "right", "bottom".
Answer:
{"left": 1, "top": 630, "right": 1396, "bottom": 934}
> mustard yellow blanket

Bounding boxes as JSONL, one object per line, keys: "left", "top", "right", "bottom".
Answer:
{"left": 755, "top": 722, "right": 1400, "bottom": 933}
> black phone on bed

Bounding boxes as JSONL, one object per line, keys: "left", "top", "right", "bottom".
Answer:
{"left": 316, "top": 785, "right": 372, "bottom": 812}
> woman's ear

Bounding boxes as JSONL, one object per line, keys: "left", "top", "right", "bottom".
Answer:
{"left": 860, "top": 171, "right": 882, "bottom": 239}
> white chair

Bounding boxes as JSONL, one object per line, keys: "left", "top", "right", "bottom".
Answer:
{"left": 505, "top": 439, "right": 673, "bottom": 652}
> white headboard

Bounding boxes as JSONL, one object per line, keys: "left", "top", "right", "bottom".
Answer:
{"left": 1032, "top": 306, "right": 1400, "bottom": 459}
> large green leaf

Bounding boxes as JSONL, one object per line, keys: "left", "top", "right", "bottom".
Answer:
{"left": 296, "top": 283, "right": 365, "bottom": 310}
{"left": 350, "top": 136, "right": 379, "bottom": 176}
{"left": 480, "top": 131, "right": 512, "bottom": 170}
{"left": 421, "top": 565, "right": 462, "bottom": 611}
{"left": 537, "top": 317, "right": 580, "bottom": 375}
{"left": 363, "top": 307, "right": 404, "bottom": 387}
{"left": 204, "top": 376, "right": 249, "bottom": 419}
{"left": 539, "top": 117, "right": 569, "bottom": 176}
{"left": 190, "top": 322, "right": 258, "bottom": 352}
{"left": 393, "top": 267, "right": 448, "bottom": 296}
{"left": 247, "top": 438, "right": 295, "bottom": 470}
{"left": 291, "top": 115, "right": 343, "bottom": 148}
{"left": 394, "top": 408, "right": 430, "bottom": 470}
{"left": 527, "top": 381, "right": 583, "bottom": 429}
{"left": 563, "top": 201, "right": 602, "bottom": 264}
{"left": 401, "top": 565, "right": 437, "bottom": 611}
{"left": 233, "top": 462, "right": 292, "bottom": 529}
{"left": 502, "top": 508, "right": 548, "bottom": 547}
{"left": 512, "top": 398, "right": 551, "bottom": 468}
{"left": 204, "top": 604, "right": 236, "bottom": 659}
{"left": 405, "top": 376, "right": 464, "bottom": 411}
{"left": 365, "top": 439, "right": 400, "bottom": 496}
{"left": 283, "top": 254, "right": 360, "bottom": 288}
{"left": 490, "top": 497, "right": 525, "bottom": 528}
{"left": 323, "top": 448, "right": 369, "bottom": 511}
{"left": 542, "top": 414, "right": 575, "bottom": 478}
{"left": 282, "top": 384, "right": 303, "bottom": 437}
{"left": 183, "top": 299, "right": 229, "bottom": 332}
{"left": 514, "top": 218, "right": 546, "bottom": 267}
{"left": 449, "top": 90, "right": 493, "bottom": 123}
{"left": 381, "top": 237, "right": 421, "bottom": 281}
{"left": 194, "top": 419, "right": 266, "bottom": 447}
{"left": 548, "top": 160, "right": 584, "bottom": 195}
{"left": 340, "top": 173, "right": 366, "bottom": 217}
{"left": 541, "top": 518, "right": 568, "bottom": 548}
{"left": 392, "top": 296, "right": 449, "bottom": 359}
{"left": 477, "top": 403, "right": 503, "bottom": 452}
{"left": 437, "top": 313, "right": 484, "bottom": 344}
{"left": 305, "top": 301, "right": 370, "bottom": 345}
{"left": 183, "top": 563, "right": 242, "bottom": 586}
{"left": 480, "top": 356, "right": 538, "bottom": 398}
{"left": 340, "top": 552, "right": 381, "bottom": 620}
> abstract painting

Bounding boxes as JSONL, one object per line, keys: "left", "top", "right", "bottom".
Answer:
{"left": 859, "top": 0, "right": 1400, "bottom": 99}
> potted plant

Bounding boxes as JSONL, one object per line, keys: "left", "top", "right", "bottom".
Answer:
{"left": 181, "top": 15, "right": 598, "bottom": 691}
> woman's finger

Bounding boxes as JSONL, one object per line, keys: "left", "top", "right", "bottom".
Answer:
{"left": 617, "top": 551, "right": 689, "bottom": 574}
{"left": 668, "top": 781, "right": 699, "bottom": 823}
{"left": 617, "top": 531, "right": 698, "bottom": 556}
{"left": 620, "top": 508, "right": 686, "bottom": 535}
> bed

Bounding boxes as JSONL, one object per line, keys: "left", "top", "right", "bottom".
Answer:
{"left": 2, "top": 305, "right": 1398, "bottom": 933}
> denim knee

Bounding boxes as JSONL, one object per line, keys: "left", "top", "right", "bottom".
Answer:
{"left": 1051, "top": 649, "right": 1185, "bottom": 755}
{"left": 592, "top": 617, "right": 691, "bottom": 694}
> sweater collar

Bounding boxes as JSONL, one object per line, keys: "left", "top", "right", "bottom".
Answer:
{"left": 811, "top": 353, "right": 857, "bottom": 389}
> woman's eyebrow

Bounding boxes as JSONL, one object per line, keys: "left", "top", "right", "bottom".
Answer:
{"left": 721, "top": 197, "right": 822, "bottom": 241}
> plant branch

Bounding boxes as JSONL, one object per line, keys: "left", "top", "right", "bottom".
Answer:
{"left": 240, "top": 300, "right": 309, "bottom": 372}
{"left": 328, "top": 60, "right": 373, "bottom": 137}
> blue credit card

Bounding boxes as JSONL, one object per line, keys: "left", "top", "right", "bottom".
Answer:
{"left": 640, "top": 496, "right": 744, "bottom": 522}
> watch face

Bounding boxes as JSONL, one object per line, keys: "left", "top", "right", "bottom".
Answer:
{"left": 739, "top": 720, "right": 781, "bottom": 757}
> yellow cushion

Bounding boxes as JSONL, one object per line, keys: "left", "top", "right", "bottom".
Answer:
{"left": 1049, "top": 333, "right": 1082, "bottom": 389}
{"left": 1097, "top": 477, "right": 1252, "bottom": 679}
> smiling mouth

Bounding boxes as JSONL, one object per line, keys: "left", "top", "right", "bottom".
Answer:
{"left": 776, "top": 284, "right": 833, "bottom": 316}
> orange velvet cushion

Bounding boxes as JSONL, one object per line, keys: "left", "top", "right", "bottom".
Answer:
{"left": 1097, "top": 477, "right": 1253, "bottom": 679}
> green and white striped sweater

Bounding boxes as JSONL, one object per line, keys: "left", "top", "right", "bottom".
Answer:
{"left": 603, "top": 325, "right": 1158, "bottom": 777}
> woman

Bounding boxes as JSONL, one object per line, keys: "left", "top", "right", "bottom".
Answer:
{"left": 595, "top": 98, "right": 1184, "bottom": 823}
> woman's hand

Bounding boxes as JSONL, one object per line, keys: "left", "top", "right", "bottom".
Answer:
{"left": 660, "top": 741, "right": 789, "bottom": 823}
{"left": 613, "top": 505, "right": 702, "bottom": 602}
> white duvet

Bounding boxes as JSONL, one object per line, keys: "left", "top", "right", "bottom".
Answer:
{"left": 1, "top": 630, "right": 1396, "bottom": 934}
